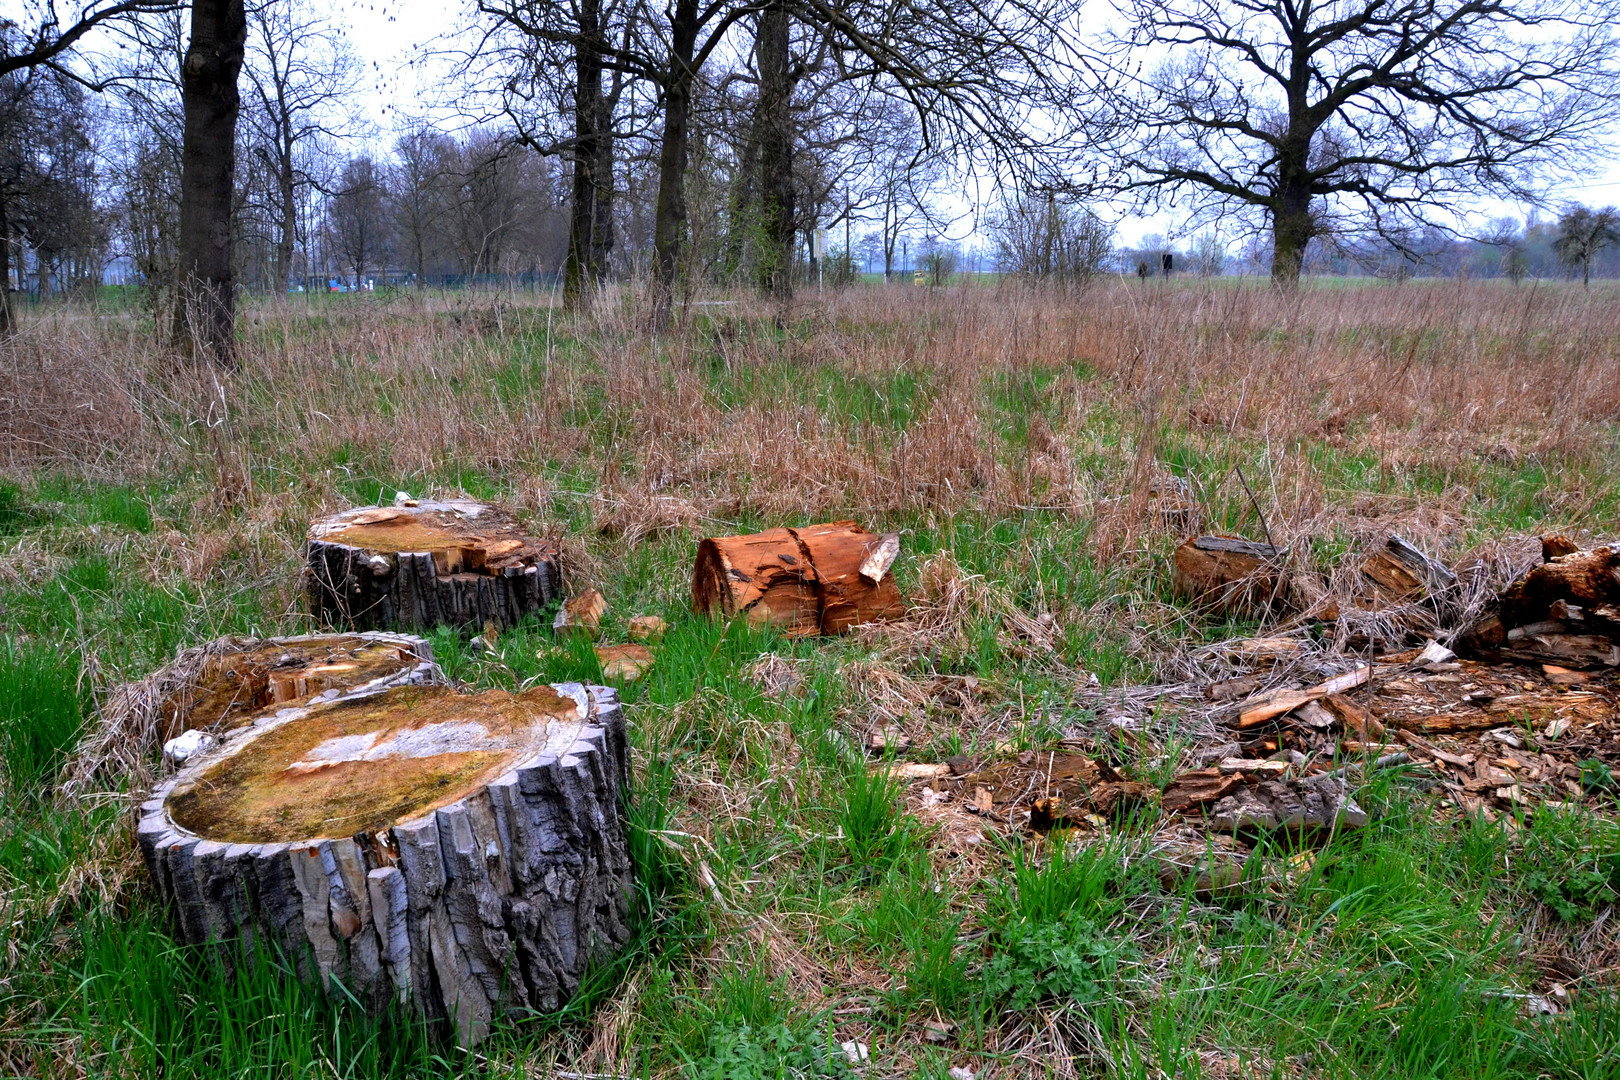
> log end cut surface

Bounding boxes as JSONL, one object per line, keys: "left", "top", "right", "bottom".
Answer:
{"left": 165, "top": 684, "right": 586, "bottom": 844}
{"left": 309, "top": 500, "right": 551, "bottom": 567}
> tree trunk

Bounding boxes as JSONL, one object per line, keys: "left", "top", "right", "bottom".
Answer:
{"left": 275, "top": 141, "right": 296, "bottom": 293}
{"left": 754, "top": 2, "right": 793, "bottom": 302}
{"left": 138, "top": 681, "right": 633, "bottom": 1048}
{"left": 173, "top": 0, "right": 247, "bottom": 365}
{"left": 0, "top": 189, "right": 12, "bottom": 338}
{"left": 1270, "top": 194, "right": 1313, "bottom": 288}
{"left": 304, "top": 500, "right": 563, "bottom": 632}
{"left": 563, "top": 0, "right": 614, "bottom": 311}
{"left": 650, "top": 0, "right": 698, "bottom": 331}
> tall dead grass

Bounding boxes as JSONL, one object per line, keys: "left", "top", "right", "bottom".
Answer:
{"left": 3, "top": 278, "right": 1617, "bottom": 553}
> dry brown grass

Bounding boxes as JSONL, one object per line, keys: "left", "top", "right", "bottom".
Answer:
{"left": 7, "top": 279, "right": 1617, "bottom": 542}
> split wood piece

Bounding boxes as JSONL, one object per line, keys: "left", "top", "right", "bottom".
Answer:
{"left": 305, "top": 500, "right": 561, "bottom": 632}
{"left": 1235, "top": 665, "right": 1371, "bottom": 729}
{"left": 691, "top": 520, "right": 905, "bottom": 635}
{"left": 1160, "top": 769, "right": 1245, "bottom": 814}
{"left": 1172, "top": 535, "right": 1287, "bottom": 616}
{"left": 1361, "top": 534, "right": 1456, "bottom": 602}
{"left": 137, "top": 682, "right": 632, "bottom": 1048}
{"left": 61, "top": 633, "right": 438, "bottom": 804}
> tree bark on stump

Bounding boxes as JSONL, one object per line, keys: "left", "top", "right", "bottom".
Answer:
{"left": 692, "top": 520, "right": 904, "bottom": 634}
{"left": 1458, "top": 542, "right": 1620, "bottom": 667}
{"left": 304, "top": 500, "right": 562, "bottom": 632}
{"left": 137, "top": 682, "right": 633, "bottom": 1047}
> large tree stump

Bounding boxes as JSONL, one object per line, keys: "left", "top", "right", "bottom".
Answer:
{"left": 63, "top": 632, "right": 438, "bottom": 802}
{"left": 692, "top": 520, "right": 905, "bottom": 634}
{"left": 305, "top": 500, "right": 562, "bottom": 632}
{"left": 137, "top": 682, "right": 633, "bottom": 1047}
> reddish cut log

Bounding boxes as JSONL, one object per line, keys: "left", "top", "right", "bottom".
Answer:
{"left": 137, "top": 682, "right": 631, "bottom": 1047}
{"left": 305, "top": 500, "right": 561, "bottom": 632}
{"left": 1172, "top": 536, "right": 1287, "bottom": 615}
{"left": 691, "top": 521, "right": 905, "bottom": 635}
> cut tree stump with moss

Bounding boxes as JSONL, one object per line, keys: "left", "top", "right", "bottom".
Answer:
{"left": 62, "top": 632, "right": 439, "bottom": 802}
{"left": 692, "top": 520, "right": 904, "bottom": 634}
{"left": 305, "top": 500, "right": 562, "bottom": 631}
{"left": 138, "top": 682, "right": 632, "bottom": 1047}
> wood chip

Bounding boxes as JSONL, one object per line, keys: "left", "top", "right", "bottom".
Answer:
{"left": 888, "top": 763, "right": 951, "bottom": 779}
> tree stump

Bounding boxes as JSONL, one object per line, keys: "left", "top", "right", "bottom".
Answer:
{"left": 691, "top": 520, "right": 904, "bottom": 634}
{"left": 1172, "top": 536, "right": 1287, "bottom": 615}
{"left": 63, "top": 632, "right": 438, "bottom": 803}
{"left": 305, "top": 500, "right": 562, "bottom": 632}
{"left": 137, "top": 682, "right": 633, "bottom": 1047}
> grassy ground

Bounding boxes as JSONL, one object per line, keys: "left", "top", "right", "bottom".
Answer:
{"left": 2, "top": 279, "right": 1619, "bottom": 1078}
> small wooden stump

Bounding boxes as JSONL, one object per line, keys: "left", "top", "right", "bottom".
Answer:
{"left": 692, "top": 520, "right": 904, "bottom": 634}
{"left": 1459, "top": 543, "right": 1620, "bottom": 667}
{"left": 138, "top": 682, "right": 632, "bottom": 1047}
{"left": 305, "top": 500, "right": 562, "bottom": 632}
{"left": 1172, "top": 536, "right": 1287, "bottom": 615}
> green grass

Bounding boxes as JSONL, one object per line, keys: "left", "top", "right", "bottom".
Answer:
{"left": 2, "top": 290, "right": 1619, "bottom": 1078}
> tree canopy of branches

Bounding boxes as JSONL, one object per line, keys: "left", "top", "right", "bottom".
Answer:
{"left": 0, "top": 0, "right": 181, "bottom": 81}
{"left": 1089, "top": 0, "right": 1620, "bottom": 285}
{"left": 1552, "top": 204, "right": 1620, "bottom": 288}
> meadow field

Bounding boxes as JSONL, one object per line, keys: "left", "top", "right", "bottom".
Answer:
{"left": 2, "top": 277, "right": 1619, "bottom": 1078}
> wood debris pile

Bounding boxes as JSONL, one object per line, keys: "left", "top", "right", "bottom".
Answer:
{"left": 887, "top": 538, "right": 1620, "bottom": 844}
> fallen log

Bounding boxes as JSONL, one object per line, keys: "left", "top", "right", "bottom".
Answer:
{"left": 305, "top": 500, "right": 561, "bottom": 632}
{"left": 691, "top": 520, "right": 905, "bottom": 634}
{"left": 1458, "top": 544, "right": 1620, "bottom": 667}
{"left": 1172, "top": 535, "right": 1287, "bottom": 615}
{"left": 138, "top": 682, "right": 632, "bottom": 1047}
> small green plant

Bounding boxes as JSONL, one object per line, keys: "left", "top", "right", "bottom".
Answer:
{"left": 981, "top": 911, "right": 1124, "bottom": 1010}
{"left": 1579, "top": 758, "right": 1616, "bottom": 794}
{"left": 980, "top": 836, "right": 1141, "bottom": 1010}
{"left": 839, "top": 763, "right": 909, "bottom": 872}
{"left": 1516, "top": 806, "right": 1620, "bottom": 921}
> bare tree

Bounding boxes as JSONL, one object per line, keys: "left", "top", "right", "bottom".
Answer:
{"left": 173, "top": 0, "right": 246, "bottom": 365}
{"left": 0, "top": 0, "right": 182, "bottom": 81}
{"left": 326, "top": 154, "right": 387, "bottom": 288}
{"left": 471, "top": 0, "right": 638, "bottom": 308}
{"left": 1552, "top": 205, "right": 1620, "bottom": 288}
{"left": 988, "top": 191, "right": 1112, "bottom": 280}
{"left": 389, "top": 123, "right": 455, "bottom": 285}
{"left": 1090, "top": 0, "right": 1620, "bottom": 286}
{"left": 244, "top": 0, "right": 357, "bottom": 292}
